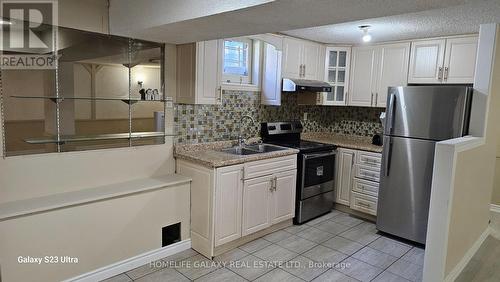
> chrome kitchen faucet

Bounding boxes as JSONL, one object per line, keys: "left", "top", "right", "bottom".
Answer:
{"left": 238, "top": 115, "right": 256, "bottom": 147}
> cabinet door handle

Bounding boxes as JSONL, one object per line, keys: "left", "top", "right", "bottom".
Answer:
{"left": 438, "top": 67, "right": 443, "bottom": 81}
{"left": 273, "top": 176, "right": 277, "bottom": 191}
{"left": 370, "top": 93, "right": 374, "bottom": 106}
{"left": 269, "top": 179, "right": 274, "bottom": 192}
{"left": 217, "top": 86, "right": 223, "bottom": 103}
{"left": 303, "top": 64, "right": 306, "bottom": 77}
{"left": 240, "top": 168, "right": 245, "bottom": 181}
{"left": 444, "top": 67, "right": 449, "bottom": 80}
{"left": 375, "top": 93, "right": 378, "bottom": 107}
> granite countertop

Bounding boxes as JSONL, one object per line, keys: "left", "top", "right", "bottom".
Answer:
{"left": 302, "top": 132, "right": 383, "bottom": 153}
{"left": 174, "top": 140, "right": 299, "bottom": 168}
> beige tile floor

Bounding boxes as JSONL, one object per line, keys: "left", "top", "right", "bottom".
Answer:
{"left": 102, "top": 210, "right": 424, "bottom": 282}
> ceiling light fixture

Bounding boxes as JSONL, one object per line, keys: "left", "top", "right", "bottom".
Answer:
{"left": 359, "top": 25, "right": 372, "bottom": 42}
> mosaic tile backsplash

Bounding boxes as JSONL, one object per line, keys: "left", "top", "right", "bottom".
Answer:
{"left": 174, "top": 91, "right": 384, "bottom": 144}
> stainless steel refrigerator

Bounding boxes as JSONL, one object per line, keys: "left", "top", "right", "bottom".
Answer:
{"left": 376, "top": 86, "right": 472, "bottom": 244}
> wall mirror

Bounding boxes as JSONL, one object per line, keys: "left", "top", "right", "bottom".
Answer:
{"left": 1, "top": 23, "right": 166, "bottom": 156}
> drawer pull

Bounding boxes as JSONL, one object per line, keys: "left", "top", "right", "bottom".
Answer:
{"left": 362, "top": 172, "right": 378, "bottom": 178}
{"left": 358, "top": 202, "right": 371, "bottom": 208}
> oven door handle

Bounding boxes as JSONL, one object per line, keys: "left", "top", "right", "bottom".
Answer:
{"left": 303, "top": 151, "right": 336, "bottom": 160}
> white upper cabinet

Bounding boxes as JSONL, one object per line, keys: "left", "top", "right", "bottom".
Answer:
{"left": 282, "top": 37, "right": 303, "bottom": 79}
{"left": 176, "top": 40, "right": 221, "bottom": 104}
{"left": 261, "top": 42, "right": 283, "bottom": 106}
{"left": 443, "top": 36, "right": 478, "bottom": 84}
{"left": 302, "top": 41, "right": 321, "bottom": 80}
{"left": 349, "top": 43, "right": 410, "bottom": 108}
{"left": 408, "top": 39, "right": 445, "bottom": 84}
{"left": 376, "top": 42, "right": 410, "bottom": 107}
{"left": 282, "top": 37, "right": 322, "bottom": 80}
{"left": 323, "top": 47, "right": 351, "bottom": 106}
{"left": 349, "top": 46, "right": 379, "bottom": 107}
{"left": 196, "top": 40, "right": 221, "bottom": 104}
{"left": 408, "top": 36, "right": 478, "bottom": 84}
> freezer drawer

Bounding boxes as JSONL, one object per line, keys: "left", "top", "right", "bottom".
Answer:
{"left": 385, "top": 86, "right": 471, "bottom": 140}
{"left": 377, "top": 136, "right": 436, "bottom": 244}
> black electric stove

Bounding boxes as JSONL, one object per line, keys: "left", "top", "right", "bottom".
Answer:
{"left": 260, "top": 121, "right": 336, "bottom": 153}
{"left": 261, "top": 121, "right": 337, "bottom": 224}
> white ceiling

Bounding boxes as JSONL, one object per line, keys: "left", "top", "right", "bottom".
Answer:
{"left": 283, "top": 0, "right": 500, "bottom": 44}
{"left": 109, "top": 0, "right": 472, "bottom": 44}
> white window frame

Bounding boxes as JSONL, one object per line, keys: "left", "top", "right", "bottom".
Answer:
{"left": 221, "top": 38, "right": 253, "bottom": 85}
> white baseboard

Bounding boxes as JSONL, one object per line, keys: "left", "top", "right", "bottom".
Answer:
{"left": 490, "top": 204, "right": 500, "bottom": 213}
{"left": 444, "top": 228, "right": 490, "bottom": 282}
{"left": 64, "top": 239, "right": 191, "bottom": 282}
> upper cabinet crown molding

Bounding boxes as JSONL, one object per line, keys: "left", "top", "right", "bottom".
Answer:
{"left": 408, "top": 35, "right": 478, "bottom": 84}
{"left": 282, "top": 36, "right": 323, "bottom": 80}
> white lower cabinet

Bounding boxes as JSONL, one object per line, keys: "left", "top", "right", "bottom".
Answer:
{"left": 271, "top": 170, "right": 297, "bottom": 224}
{"left": 177, "top": 155, "right": 297, "bottom": 258}
{"left": 351, "top": 191, "right": 378, "bottom": 216}
{"left": 214, "top": 165, "right": 243, "bottom": 246}
{"left": 242, "top": 169, "right": 297, "bottom": 235}
{"left": 335, "top": 148, "right": 356, "bottom": 206}
{"left": 335, "top": 148, "right": 381, "bottom": 216}
{"left": 242, "top": 174, "right": 272, "bottom": 236}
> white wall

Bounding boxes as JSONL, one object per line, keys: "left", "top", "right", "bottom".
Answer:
{"left": 0, "top": 180, "right": 190, "bottom": 282}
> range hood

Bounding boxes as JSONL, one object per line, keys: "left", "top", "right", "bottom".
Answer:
{"left": 282, "top": 78, "right": 332, "bottom": 92}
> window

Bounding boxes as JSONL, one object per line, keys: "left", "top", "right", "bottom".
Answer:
{"left": 222, "top": 38, "right": 252, "bottom": 84}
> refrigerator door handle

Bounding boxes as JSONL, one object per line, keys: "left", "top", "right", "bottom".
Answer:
{"left": 384, "top": 136, "right": 393, "bottom": 176}
{"left": 387, "top": 93, "right": 396, "bottom": 134}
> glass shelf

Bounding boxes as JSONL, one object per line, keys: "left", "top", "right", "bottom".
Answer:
{"left": 10, "top": 95, "right": 172, "bottom": 105}
{"left": 24, "top": 132, "right": 175, "bottom": 145}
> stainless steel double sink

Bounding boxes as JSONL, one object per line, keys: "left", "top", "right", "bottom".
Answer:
{"left": 220, "top": 144, "right": 287, "bottom": 155}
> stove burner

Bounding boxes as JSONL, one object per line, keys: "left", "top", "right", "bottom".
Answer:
{"left": 260, "top": 121, "right": 336, "bottom": 153}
